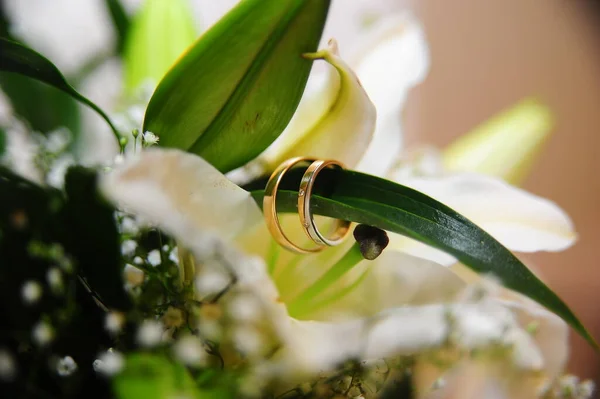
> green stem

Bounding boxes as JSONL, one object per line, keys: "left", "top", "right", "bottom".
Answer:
{"left": 287, "top": 243, "right": 363, "bottom": 317}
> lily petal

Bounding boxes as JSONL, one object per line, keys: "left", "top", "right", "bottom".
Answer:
{"left": 388, "top": 173, "right": 576, "bottom": 258}
{"left": 354, "top": 14, "right": 430, "bottom": 176}
{"left": 302, "top": 251, "right": 466, "bottom": 321}
{"left": 261, "top": 39, "right": 376, "bottom": 170}
{"left": 99, "top": 148, "right": 263, "bottom": 242}
{"left": 280, "top": 299, "right": 542, "bottom": 377}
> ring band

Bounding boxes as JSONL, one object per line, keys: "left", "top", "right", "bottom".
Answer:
{"left": 298, "top": 160, "right": 351, "bottom": 246}
{"left": 263, "top": 157, "right": 324, "bottom": 254}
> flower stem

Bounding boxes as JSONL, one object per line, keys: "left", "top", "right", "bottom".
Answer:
{"left": 287, "top": 243, "right": 363, "bottom": 317}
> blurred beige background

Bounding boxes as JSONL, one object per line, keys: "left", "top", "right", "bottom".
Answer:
{"left": 404, "top": 0, "right": 600, "bottom": 381}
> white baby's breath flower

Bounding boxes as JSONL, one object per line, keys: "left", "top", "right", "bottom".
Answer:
{"left": 142, "top": 131, "right": 159, "bottom": 146}
{"left": 56, "top": 355, "right": 77, "bottom": 377}
{"left": 228, "top": 294, "right": 262, "bottom": 322}
{"left": 46, "top": 267, "right": 63, "bottom": 293}
{"left": 133, "top": 256, "right": 143, "bottom": 265}
{"left": 32, "top": 321, "right": 54, "bottom": 347}
{"left": 147, "top": 249, "right": 161, "bottom": 266}
{"left": 173, "top": 336, "right": 207, "bottom": 367}
{"left": 124, "top": 264, "right": 145, "bottom": 286}
{"left": 169, "top": 247, "right": 179, "bottom": 263}
{"left": 195, "top": 270, "right": 230, "bottom": 299}
{"left": 21, "top": 280, "right": 42, "bottom": 304}
{"left": 121, "top": 240, "right": 137, "bottom": 256}
{"left": 93, "top": 350, "right": 124, "bottom": 376}
{"left": 105, "top": 312, "right": 125, "bottom": 335}
{"left": 120, "top": 217, "right": 140, "bottom": 235}
{"left": 136, "top": 320, "right": 163, "bottom": 347}
{"left": 0, "top": 349, "right": 17, "bottom": 382}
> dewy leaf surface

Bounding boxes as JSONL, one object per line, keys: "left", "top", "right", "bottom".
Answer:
{"left": 246, "top": 168, "right": 597, "bottom": 349}
{"left": 144, "top": 0, "right": 330, "bottom": 173}
{"left": 0, "top": 38, "right": 121, "bottom": 141}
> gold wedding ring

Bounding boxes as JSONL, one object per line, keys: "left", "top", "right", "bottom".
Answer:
{"left": 263, "top": 157, "right": 324, "bottom": 254}
{"left": 264, "top": 157, "right": 351, "bottom": 253}
{"left": 298, "top": 160, "right": 351, "bottom": 246}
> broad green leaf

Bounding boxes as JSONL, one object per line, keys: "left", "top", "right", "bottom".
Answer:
{"left": 0, "top": 38, "right": 121, "bottom": 143}
{"left": 124, "top": 0, "right": 197, "bottom": 93}
{"left": 144, "top": 0, "right": 330, "bottom": 173}
{"left": 113, "top": 354, "right": 199, "bottom": 399}
{"left": 443, "top": 98, "right": 553, "bottom": 185}
{"left": 246, "top": 169, "right": 597, "bottom": 349}
{"left": 105, "top": 0, "right": 130, "bottom": 53}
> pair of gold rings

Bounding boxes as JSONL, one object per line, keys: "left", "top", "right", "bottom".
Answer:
{"left": 263, "top": 157, "right": 351, "bottom": 254}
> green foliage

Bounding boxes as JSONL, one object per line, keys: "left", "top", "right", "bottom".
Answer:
{"left": 0, "top": 38, "right": 121, "bottom": 142}
{"left": 0, "top": 167, "right": 116, "bottom": 397}
{"left": 124, "top": 0, "right": 198, "bottom": 93}
{"left": 113, "top": 354, "right": 199, "bottom": 399}
{"left": 105, "top": 0, "right": 130, "bottom": 53}
{"left": 144, "top": 0, "right": 330, "bottom": 173}
{"left": 247, "top": 168, "right": 597, "bottom": 349}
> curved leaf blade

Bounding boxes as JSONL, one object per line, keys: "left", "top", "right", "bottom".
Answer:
{"left": 247, "top": 169, "right": 597, "bottom": 349}
{"left": 0, "top": 38, "right": 121, "bottom": 141}
{"left": 144, "top": 0, "right": 330, "bottom": 173}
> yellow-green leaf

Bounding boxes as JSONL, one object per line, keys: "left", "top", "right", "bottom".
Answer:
{"left": 143, "top": 0, "right": 330, "bottom": 173}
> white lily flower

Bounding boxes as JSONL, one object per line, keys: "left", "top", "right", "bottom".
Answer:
{"left": 100, "top": 12, "right": 575, "bottom": 397}
{"left": 100, "top": 149, "right": 568, "bottom": 392}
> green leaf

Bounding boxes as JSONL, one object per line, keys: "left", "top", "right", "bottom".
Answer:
{"left": 105, "top": 0, "right": 130, "bottom": 53}
{"left": 144, "top": 0, "right": 330, "bottom": 173}
{"left": 113, "top": 354, "right": 199, "bottom": 399}
{"left": 0, "top": 38, "right": 122, "bottom": 143}
{"left": 247, "top": 169, "right": 598, "bottom": 349}
{"left": 0, "top": 73, "right": 81, "bottom": 134}
{"left": 124, "top": 0, "right": 197, "bottom": 93}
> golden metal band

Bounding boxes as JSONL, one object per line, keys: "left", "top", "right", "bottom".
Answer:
{"left": 263, "top": 157, "right": 324, "bottom": 254}
{"left": 298, "top": 159, "right": 351, "bottom": 246}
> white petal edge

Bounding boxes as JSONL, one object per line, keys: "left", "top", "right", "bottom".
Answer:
{"left": 99, "top": 148, "right": 263, "bottom": 242}
{"left": 261, "top": 39, "right": 376, "bottom": 170}
{"left": 390, "top": 173, "right": 577, "bottom": 254}
{"left": 354, "top": 13, "right": 431, "bottom": 176}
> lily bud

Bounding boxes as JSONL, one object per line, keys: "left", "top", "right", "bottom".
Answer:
{"left": 442, "top": 98, "right": 553, "bottom": 185}
{"left": 123, "top": 0, "right": 198, "bottom": 93}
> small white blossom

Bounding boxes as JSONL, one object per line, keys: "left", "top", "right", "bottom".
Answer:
{"left": 46, "top": 267, "right": 63, "bottom": 293}
{"left": 228, "top": 294, "right": 262, "bottom": 322}
{"left": 105, "top": 312, "right": 125, "bottom": 335}
{"left": 121, "top": 240, "right": 137, "bottom": 256}
{"left": 133, "top": 256, "right": 144, "bottom": 265}
{"left": 93, "top": 350, "right": 124, "bottom": 376}
{"left": 21, "top": 280, "right": 42, "bottom": 304}
{"left": 578, "top": 380, "right": 595, "bottom": 399}
{"left": 195, "top": 270, "right": 230, "bottom": 299}
{"left": 173, "top": 336, "right": 207, "bottom": 367}
{"left": 124, "top": 264, "right": 145, "bottom": 287}
{"left": 120, "top": 217, "right": 139, "bottom": 235}
{"left": 56, "top": 355, "right": 77, "bottom": 377}
{"left": 0, "top": 349, "right": 17, "bottom": 382}
{"left": 32, "top": 321, "right": 54, "bottom": 346}
{"left": 233, "top": 326, "right": 264, "bottom": 357}
{"left": 142, "top": 131, "right": 159, "bottom": 146}
{"left": 169, "top": 247, "right": 179, "bottom": 263}
{"left": 147, "top": 249, "right": 161, "bottom": 267}
{"left": 136, "top": 320, "right": 163, "bottom": 347}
